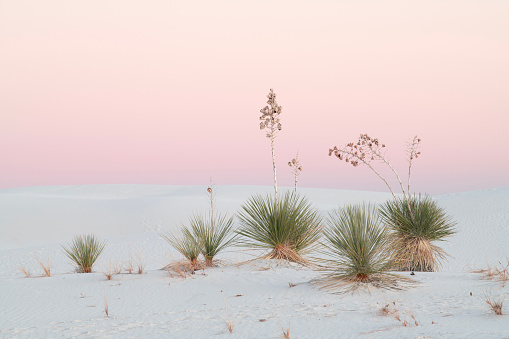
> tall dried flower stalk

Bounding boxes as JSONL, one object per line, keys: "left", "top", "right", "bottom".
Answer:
{"left": 259, "top": 89, "right": 283, "bottom": 206}
{"left": 207, "top": 179, "right": 216, "bottom": 229}
{"left": 328, "top": 134, "right": 421, "bottom": 214}
{"left": 288, "top": 151, "right": 302, "bottom": 194}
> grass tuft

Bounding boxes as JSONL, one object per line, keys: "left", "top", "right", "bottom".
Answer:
{"left": 379, "top": 195, "right": 456, "bottom": 272}
{"left": 236, "top": 191, "right": 322, "bottom": 264}
{"left": 486, "top": 295, "right": 504, "bottom": 315}
{"left": 62, "top": 234, "right": 106, "bottom": 273}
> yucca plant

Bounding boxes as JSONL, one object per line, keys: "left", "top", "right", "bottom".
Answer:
{"left": 379, "top": 195, "right": 456, "bottom": 272}
{"left": 62, "top": 234, "right": 106, "bottom": 273}
{"left": 316, "top": 204, "right": 410, "bottom": 292}
{"left": 161, "top": 226, "right": 202, "bottom": 271}
{"left": 191, "top": 213, "right": 236, "bottom": 267}
{"left": 236, "top": 191, "right": 322, "bottom": 263}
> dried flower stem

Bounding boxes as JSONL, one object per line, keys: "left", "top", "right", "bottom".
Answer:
{"left": 329, "top": 134, "right": 421, "bottom": 217}
{"left": 259, "top": 89, "right": 283, "bottom": 206}
{"left": 407, "top": 136, "right": 421, "bottom": 196}
{"left": 288, "top": 151, "right": 303, "bottom": 194}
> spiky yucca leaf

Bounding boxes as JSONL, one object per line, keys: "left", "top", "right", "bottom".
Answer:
{"left": 379, "top": 195, "right": 456, "bottom": 272}
{"left": 62, "top": 234, "right": 106, "bottom": 273}
{"left": 161, "top": 226, "right": 201, "bottom": 270}
{"left": 236, "top": 191, "right": 322, "bottom": 263}
{"left": 316, "top": 204, "right": 410, "bottom": 292}
{"left": 190, "top": 212, "right": 236, "bottom": 266}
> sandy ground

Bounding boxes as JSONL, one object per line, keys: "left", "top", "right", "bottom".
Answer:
{"left": 1, "top": 185, "right": 508, "bottom": 338}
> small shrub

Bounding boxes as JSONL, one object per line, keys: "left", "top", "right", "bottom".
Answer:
{"left": 379, "top": 196, "right": 456, "bottom": 272}
{"left": 62, "top": 234, "right": 106, "bottom": 273}
{"left": 236, "top": 191, "right": 322, "bottom": 263}
{"left": 316, "top": 204, "right": 412, "bottom": 292}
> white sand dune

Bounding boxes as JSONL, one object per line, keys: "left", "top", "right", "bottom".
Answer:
{"left": 1, "top": 185, "right": 508, "bottom": 338}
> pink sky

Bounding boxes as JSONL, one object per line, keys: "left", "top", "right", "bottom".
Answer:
{"left": 1, "top": 0, "right": 508, "bottom": 194}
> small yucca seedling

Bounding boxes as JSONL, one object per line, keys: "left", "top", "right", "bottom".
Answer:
{"left": 379, "top": 196, "right": 456, "bottom": 272}
{"left": 62, "top": 234, "right": 106, "bottom": 273}
{"left": 191, "top": 184, "right": 236, "bottom": 267}
{"left": 236, "top": 191, "right": 322, "bottom": 263}
{"left": 162, "top": 227, "right": 201, "bottom": 271}
{"left": 316, "top": 204, "right": 412, "bottom": 292}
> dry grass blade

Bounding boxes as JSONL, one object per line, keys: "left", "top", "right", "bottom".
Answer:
{"left": 19, "top": 266, "right": 31, "bottom": 278}
{"left": 282, "top": 327, "right": 290, "bottom": 339}
{"left": 104, "top": 293, "right": 109, "bottom": 317}
{"left": 125, "top": 253, "right": 134, "bottom": 274}
{"left": 225, "top": 320, "right": 234, "bottom": 333}
{"left": 473, "top": 261, "right": 509, "bottom": 286}
{"left": 36, "top": 257, "right": 51, "bottom": 277}
{"left": 137, "top": 262, "right": 145, "bottom": 274}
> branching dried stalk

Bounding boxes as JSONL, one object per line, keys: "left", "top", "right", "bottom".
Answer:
{"left": 288, "top": 151, "right": 302, "bottom": 194}
{"left": 259, "top": 88, "right": 283, "bottom": 206}
{"left": 329, "top": 134, "right": 421, "bottom": 216}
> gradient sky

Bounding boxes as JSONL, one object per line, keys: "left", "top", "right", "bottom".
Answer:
{"left": 1, "top": 0, "right": 508, "bottom": 194}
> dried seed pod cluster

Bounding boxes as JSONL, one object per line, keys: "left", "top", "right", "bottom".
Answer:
{"left": 328, "top": 134, "right": 389, "bottom": 168}
{"left": 288, "top": 158, "right": 303, "bottom": 172}
{"left": 288, "top": 152, "right": 302, "bottom": 193}
{"left": 259, "top": 88, "right": 282, "bottom": 137}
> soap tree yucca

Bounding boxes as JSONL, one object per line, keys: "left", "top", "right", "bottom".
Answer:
{"left": 236, "top": 191, "right": 322, "bottom": 263}
{"left": 316, "top": 204, "right": 412, "bottom": 292}
{"left": 62, "top": 234, "right": 106, "bottom": 273}
{"left": 329, "top": 135, "right": 457, "bottom": 271}
{"left": 190, "top": 212, "right": 236, "bottom": 267}
{"left": 379, "top": 195, "right": 456, "bottom": 272}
